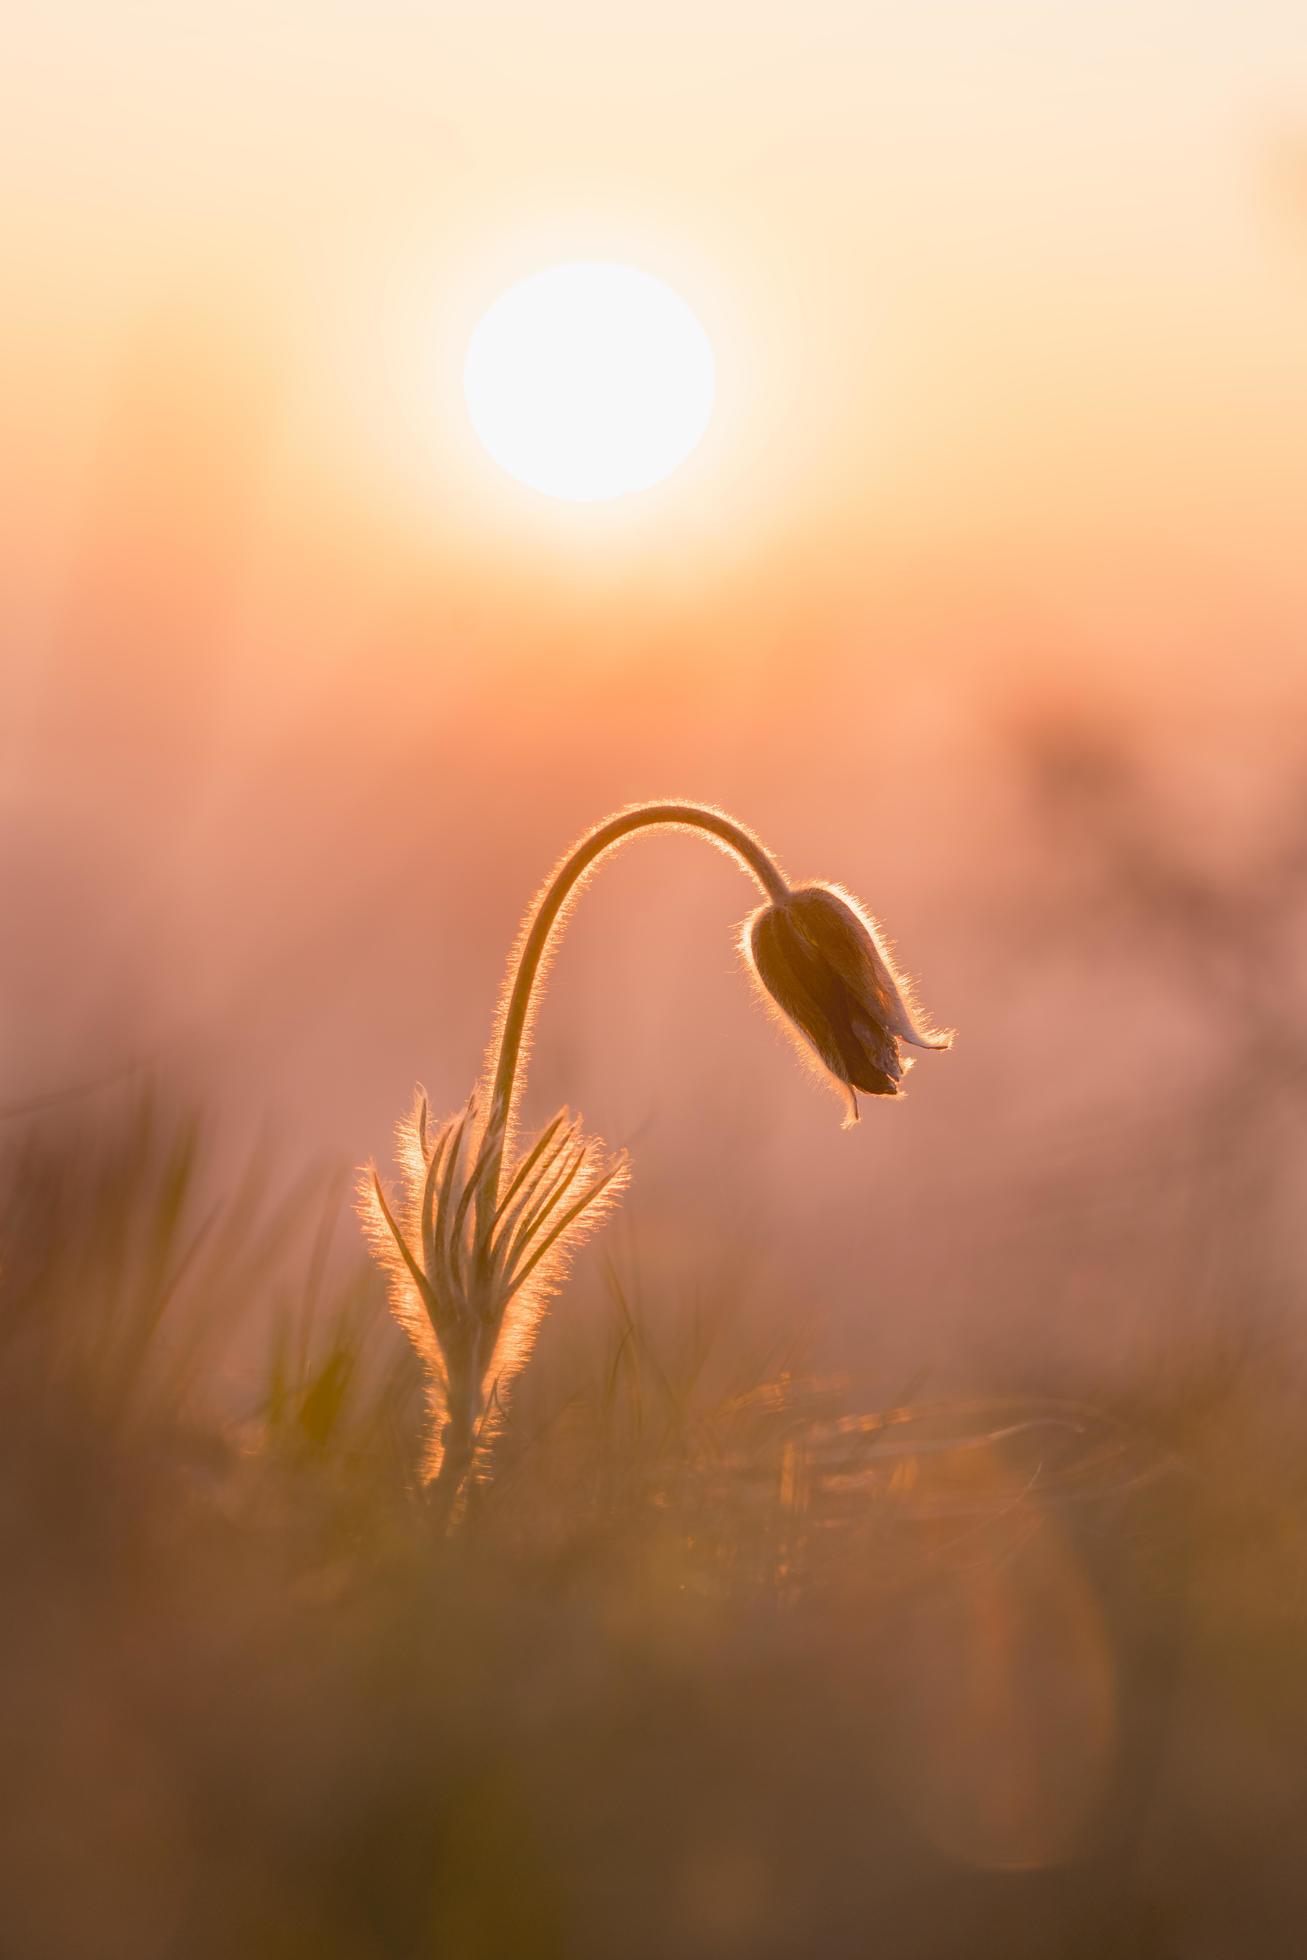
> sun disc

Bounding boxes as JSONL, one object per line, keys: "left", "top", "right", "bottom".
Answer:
{"left": 463, "top": 262, "right": 716, "bottom": 503}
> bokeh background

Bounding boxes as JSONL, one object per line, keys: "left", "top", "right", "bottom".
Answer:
{"left": 3, "top": 5, "right": 1307, "bottom": 1955}
{"left": 6, "top": 0, "right": 1306, "bottom": 1376}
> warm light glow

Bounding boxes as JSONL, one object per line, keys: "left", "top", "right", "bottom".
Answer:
{"left": 463, "top": 262, "right": 716, "bottom": 503}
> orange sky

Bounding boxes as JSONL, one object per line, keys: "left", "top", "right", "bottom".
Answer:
{"left": 4, "top": 0, "right": 1306, "bottom": 651}
{"left": 2, "top": 2, "right": 1306, "bottom": 1271}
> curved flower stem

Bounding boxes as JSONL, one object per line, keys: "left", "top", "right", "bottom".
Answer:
{"left": 475, "top": 803, "right": 790, "bottom": 1246}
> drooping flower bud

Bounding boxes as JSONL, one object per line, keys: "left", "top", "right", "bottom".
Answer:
{"left": 746, "top": 884, "right": 951, "bottom": 1122}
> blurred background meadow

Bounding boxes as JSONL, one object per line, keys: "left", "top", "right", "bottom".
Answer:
{"left": 3, "top": 2, "right": 1307, "bottom": 1954}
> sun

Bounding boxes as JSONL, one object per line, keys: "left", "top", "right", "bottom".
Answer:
{"left": 463, "top": 262, "right": 716, "bottom": 504}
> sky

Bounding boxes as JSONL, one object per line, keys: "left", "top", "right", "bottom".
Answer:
{"left": 2, "top": 1, "right": 1306, "bottom": 1378}
{"left": 5, "top": 0, "right": 1305, "bottom": 620}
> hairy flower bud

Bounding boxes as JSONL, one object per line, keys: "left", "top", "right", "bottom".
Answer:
{"left": 746, "top": 884, "right": 951, "bottom": 1122}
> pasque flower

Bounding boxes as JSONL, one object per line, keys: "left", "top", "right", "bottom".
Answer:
{"left": 746, "top": 884, "right": 951, "bottom": 1123}
{"left": 361, "top": 803, "right": 951, "bottom": 1516}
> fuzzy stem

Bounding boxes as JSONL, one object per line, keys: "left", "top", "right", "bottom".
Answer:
{"left": 429, "top": 1423, "right": 474, "bottom": 1526}
{"left": 477, "top": 804, "right": 789, "bottom": 1239}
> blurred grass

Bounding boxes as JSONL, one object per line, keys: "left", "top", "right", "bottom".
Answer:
{"left": 5, "top": 736, "right": 1307, "bottom": 1955}
{"left": 3, "top": 1081, "right": 1307, "bottom": 1959}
